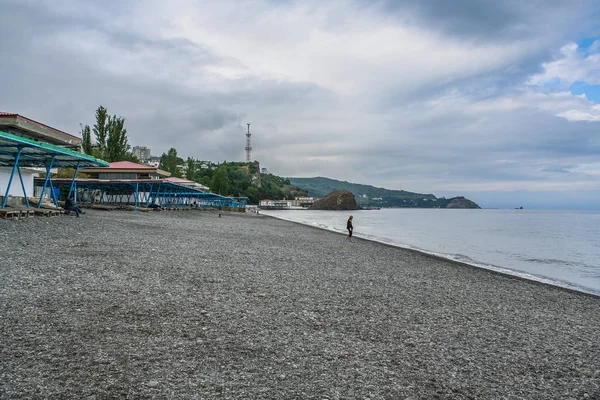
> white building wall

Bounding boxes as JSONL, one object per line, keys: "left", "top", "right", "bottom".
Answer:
{"left": 0, "top": 167, "right": 36, "bottom": 198}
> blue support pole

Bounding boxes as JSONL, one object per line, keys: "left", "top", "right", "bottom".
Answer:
{"left": 151, "top": 184, "right": 159, "bottom": 207}
{"left": 2, "top": 147, "right": 22, "bottom": 209}
{"left": 159, "top": 186, "right": 166, "bottom": 207}
{"left": 37, "top": 156, "right": 56, "bottom": 208}
{"left": 134, "top": 182, "right": 139, "bottom": 211}
{"left": 48, "top": 178, "right": 58, "bottom": 207}
{"left": 67, "top": 162, "right": 81, "bottom": 201}
{"left": 145, "top": 183, "right": 154, "bottom": 207}
{"left": 15, "top": 163, "right": 30, "bottom": 208}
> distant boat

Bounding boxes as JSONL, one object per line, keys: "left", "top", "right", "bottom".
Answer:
{"left": 361, "top": 206, "right": 381, "bottom": 210}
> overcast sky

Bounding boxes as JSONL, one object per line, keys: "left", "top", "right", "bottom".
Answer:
{"left": 1, "top": 0, "right": 599, "bottom": 209}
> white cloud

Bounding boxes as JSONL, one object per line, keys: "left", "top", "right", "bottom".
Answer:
{"left": 529, "top": 41, "right": 600, "bottom": 86}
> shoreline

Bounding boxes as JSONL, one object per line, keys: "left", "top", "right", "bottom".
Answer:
{"left": 261, "top": 211, "right": 600, "bottom": 299}
{"left": 1, "top": 210, "right": 599, "bottom": 398}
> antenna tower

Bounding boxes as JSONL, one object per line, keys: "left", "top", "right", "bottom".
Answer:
{"left": 245, "top": 123, "right": 252, "bottom": 162}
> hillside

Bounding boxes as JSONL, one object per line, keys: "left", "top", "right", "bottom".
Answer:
{"left": 288, "top": 177, "right": 480, "bottom": 208}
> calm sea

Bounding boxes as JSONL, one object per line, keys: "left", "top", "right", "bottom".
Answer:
{"left": 262, "top": 208, "right": 600, "bottom": 296}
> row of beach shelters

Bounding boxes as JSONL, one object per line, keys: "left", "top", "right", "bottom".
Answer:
{"left": 0, "top": 112, "right": 108, "bottom": 211}
{"left": 80, "top": 161, "right": 209, "bottom": 192}
{"left": 0, "top": 111, "right": 247, "bottom": 213}
{"left": 45, "top": 161, "right": 245, "bottom": 209}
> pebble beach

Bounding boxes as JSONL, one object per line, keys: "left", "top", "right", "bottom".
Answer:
{"left": 1, "top": 210, "right": 599, "bottom": 399}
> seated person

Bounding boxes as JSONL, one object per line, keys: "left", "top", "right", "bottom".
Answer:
{"left": 64, "top": 196, "right": 85, "bottom": 217}
{"left": 148, "top": 203, "right": 162, "bottom": 210}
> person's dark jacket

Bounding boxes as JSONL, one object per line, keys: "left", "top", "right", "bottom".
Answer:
{"left": 65, "top": 198, "right": 74, "bottom": 209}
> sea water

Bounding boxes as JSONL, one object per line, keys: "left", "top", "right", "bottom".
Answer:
{"left": 262, "top": 208, "right": 600, "bottom": 296}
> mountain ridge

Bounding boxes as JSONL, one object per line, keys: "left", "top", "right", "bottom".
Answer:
{"left": 287, "top": 176, "right": 480, "bottom": 208}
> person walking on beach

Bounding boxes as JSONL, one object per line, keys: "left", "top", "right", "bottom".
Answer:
{"left": 345, "top": 215, "right": 353, "bottom": 242}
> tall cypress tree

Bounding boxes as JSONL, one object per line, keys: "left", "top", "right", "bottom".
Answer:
{"left": 92, "top": 106, "right": 108, "bottom": 153}
{"left": 81, "top": 124, "right": 92, "bottom": 155}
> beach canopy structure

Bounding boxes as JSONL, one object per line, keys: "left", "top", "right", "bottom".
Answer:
{"left": 0, "top": 129, "right": 108, "bottom": 209}
{"left": 36, "top": 178, "right": 248, "bottom": 210}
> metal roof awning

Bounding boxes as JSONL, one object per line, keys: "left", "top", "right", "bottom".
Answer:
{"left": 0, "top": 130, "right": 108, "bottom": 168}
{"left": 33, "top": 178, "right": 248, "bottom": 209}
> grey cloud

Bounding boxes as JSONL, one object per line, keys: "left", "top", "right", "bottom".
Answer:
{"left": 361, "top": 0, "right": 595, "bottom": 41}
{"left": 1, "top": 0, "right": 599, "bottom": 209}
{"left": 0, "top": 0, "right": 330, "bottom": 161}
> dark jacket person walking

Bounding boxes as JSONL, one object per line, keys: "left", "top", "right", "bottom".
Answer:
{"left": 345, "top": 215, "right": 353, "bottom": 242}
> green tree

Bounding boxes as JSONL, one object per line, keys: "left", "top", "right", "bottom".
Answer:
{"left": 211, "top": 166, "right": 229, "bottom": 195}
{"left": 84, "top": 106, "right": 133, "bottom": 162}
{"left": 245, "top": 186, "right": 259, "bottom": 204}
{"left": 81, "top": 124, "right": 92, "bottom": 155}
{"left": 227, "top": 167, "right": 252, "bottom": 196}
{"left": 185, "top": 157, "right": 197, "bottom": 180}
{"left": 159, "top": 148, "right": 183, "bottom": 177}
{"left": 199, "top": 176, "right": 212, "bottom": 187}
{"left": 92, "top": 106, "right": 108, "bottom": 153}
{"left": 104, "top": 115, "right": 130, "bottom": 162}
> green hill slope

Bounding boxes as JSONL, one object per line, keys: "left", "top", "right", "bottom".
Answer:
{"left": 288, "top": 177, "right": 473, "bottom": 208}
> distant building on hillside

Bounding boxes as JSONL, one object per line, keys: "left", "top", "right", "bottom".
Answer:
{"left": 132, "top": 146, "right": 151, "bottom": 161}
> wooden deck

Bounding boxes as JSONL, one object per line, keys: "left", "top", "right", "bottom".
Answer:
{"left": 0, "top": 209, "right": 20, "bottom": 219}
{"left": 33, "top": 209, "right": 61, "bottom": 217}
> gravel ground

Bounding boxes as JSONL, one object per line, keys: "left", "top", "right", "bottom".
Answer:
{"left": 0, "top": 210, "right": 599, "bottom": 400}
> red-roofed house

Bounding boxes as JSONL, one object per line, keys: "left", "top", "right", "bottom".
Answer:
{"left": 82, "top": 161, "right": 170, "bottom": 180}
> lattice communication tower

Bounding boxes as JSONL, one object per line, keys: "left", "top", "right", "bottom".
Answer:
{"left": 245, "top": 123, "right": 252, "bottom": 162}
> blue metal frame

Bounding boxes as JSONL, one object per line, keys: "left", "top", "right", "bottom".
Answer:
{"left": 34, "top": 178, "right": 249, "bottom": 210}
{"left": 37, "top": 155, "right": 55, "bottom": 208}
{"left": 16, "top": 161, "right": 30, "bottom": 208}
{"left": 1, "top": 130, "right": 108, "bottom": 209}
{"left": 66, "top": 161, "right": 81, "bottom": 202}
{"left": 2, "top": 147, "right": 22, "bottom": 208}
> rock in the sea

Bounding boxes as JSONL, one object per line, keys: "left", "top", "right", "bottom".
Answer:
{"left": 309, "top": 190, "right": 360, "bottom": 210}
{"left": 445, "top": 196, "right": 481, "bottom": 209}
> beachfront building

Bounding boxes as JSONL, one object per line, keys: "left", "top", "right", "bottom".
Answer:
{"left": 259, "top": 199, "right": 292, "bottom": 209}
{"left": 0, "top": 112, "right": 81, "bottom": 150}
{"left": 0, "top": 112, "right": 108, "bottom": 210}
{"left": 291, "top": 196, "right": 315, "bottom": 207}
{"left": 82, "top": 161, "right": 170, "bottom": 180}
